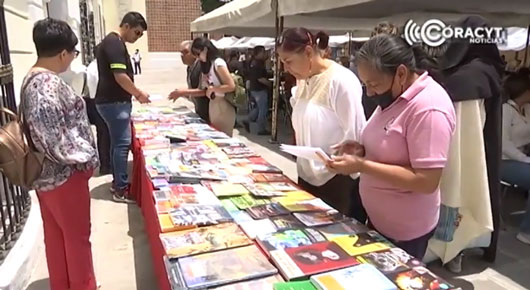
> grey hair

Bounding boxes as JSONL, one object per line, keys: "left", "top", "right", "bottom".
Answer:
{"left": 180, "top": 40, "right": 192, "bottom": 50}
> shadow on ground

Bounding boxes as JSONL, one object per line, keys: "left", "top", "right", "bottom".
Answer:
{"left": 26, "top": 278, "right": 49, "bottom": 290}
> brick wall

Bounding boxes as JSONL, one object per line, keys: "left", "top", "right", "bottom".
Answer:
{"left": 146, "top": 0, "right": 201, "bottom": 52}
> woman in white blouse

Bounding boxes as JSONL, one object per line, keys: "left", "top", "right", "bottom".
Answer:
{"left": 501, "top": 72, "right": 530, "bottom": 245}
{"left": 278, "top": 28, "right": 367, "bottom": 222}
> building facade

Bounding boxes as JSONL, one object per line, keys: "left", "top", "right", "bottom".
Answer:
{"left": 146, "top": 0, "right": 201, "bottom": 52}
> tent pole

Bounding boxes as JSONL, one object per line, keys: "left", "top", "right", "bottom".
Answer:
{"left": 348, "top": 31, "right": 352, "bottom": 56}
{"left": 523, "top": 25, "right": 530, "bottom": 67}
{"left": 270, "top": 0, "right": 283, "bottom": 143}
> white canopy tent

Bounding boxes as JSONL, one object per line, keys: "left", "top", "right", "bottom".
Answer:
{"left": 212, "top": 36, "right": 240, "bottom": 49}
{"left": 498, "top": 27, "right": 530, "bottom": 51}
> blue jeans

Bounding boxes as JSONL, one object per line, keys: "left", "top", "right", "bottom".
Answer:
{"left": 96, "top": 102, "right": 132, "bottom": 190}
{"left": 248, "top": 90, "right": 268, "bottom": 132}
{"left": 500, "top": 160, "right": 530, "bottom": 234}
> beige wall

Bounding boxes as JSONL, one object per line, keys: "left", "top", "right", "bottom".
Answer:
{"left": 102, "top": 0, "right": 149, "bottom": 62}
{"left": 4, "top": 0, "right": 42, "bottom": 103}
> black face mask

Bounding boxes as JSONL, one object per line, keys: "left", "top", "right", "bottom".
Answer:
{"left": 371, "top": 74, "right": 398, "bottom": 110}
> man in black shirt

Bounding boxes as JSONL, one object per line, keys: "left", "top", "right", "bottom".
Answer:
{"left": 95, "top": 11, "right": 150, "bottom": 203}
{"left": 244, "top": 46, "right": 271, "bottom": 135}
{"left": 175, "top": 40, "right": 209, "bottom": 122}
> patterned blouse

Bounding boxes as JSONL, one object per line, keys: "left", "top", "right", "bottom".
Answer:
{"left": 21, "top": 71, "right": 99, "bottom": 191}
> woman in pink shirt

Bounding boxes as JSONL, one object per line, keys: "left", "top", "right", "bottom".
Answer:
{"left": 327, "top": 34, "right": 456, "bottom": 259}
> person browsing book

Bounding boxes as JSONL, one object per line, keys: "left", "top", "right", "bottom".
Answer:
{"left": 95, "top": 12, "right": 150, "bottom": 203}
{"left": 327, "top": 34, "right": 456, "bottom": 260}
{"left": 22, "top": 18, "right": 99, "bottom": 290}
{"left": 278, "top": 28, "right": 367, "bottom": 222}
{"left": 169, "top": 37, "right": 236, "bottom": 136}
{"left": 501, "top": 71, "right": 530, "bottom": 246}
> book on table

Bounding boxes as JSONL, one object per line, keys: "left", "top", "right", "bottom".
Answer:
{"left": 270, "top": 241, "right": 359, "bottom": 281}
{"left": 281, "top": 199, "right": 335, "bottom": 213}
{"left": 314, "top": 220, "right": 370, "bottom": 240}
{"left": 229, "top": 194, "right": 271, "bottom": 210}
{"left": 202, "top": 181, "right": 250, "bottom": 197}
{"left": 273, "top": 280, "right": 318, "bottom": 290}
{"left": 257, "top": 229, "right": 316, "bottom": 255}
{"left": 389, "top": 266, "right": 456, "bottom": 290}
{"left": 293, "top": 211, "right": 346, "bottom": 227}
{"left": 169, "top": 205, "right": 233, "bottom": 227}
{"left": 270, "top": 214, "right": 305, "bottom": 231}
{"left": 310, "top": 264, "right": 398, "bottom": 290}
{"left": 331, "top": 231, "right": 391, "bottom": 256}
{"left": 246, "top": 202, "right": 290, "bottom": 219}
{"left": 211, "top": 275, "right": 284, "bottom": 289}
{"left": 160, "top": 223, "right": 253, "bottom": 259}
{"left": 356, "top": 248, "right": 422, "bottom": 275}
{"left": 238, "top": 218, "right": 277, "bottom": 239}
{"left": 178, "top": 245, "right": 278, "bottom": 289}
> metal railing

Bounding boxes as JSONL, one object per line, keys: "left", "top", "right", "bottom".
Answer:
{"left": 0, "top": 2, "right": 31, "bottom": 265}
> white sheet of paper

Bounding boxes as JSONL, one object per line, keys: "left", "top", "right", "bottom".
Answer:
{"left": 280, "top": 144, "right": 331, "bottom": 163}
{"left": 149, "top": 94, "right": 164, "bottom": 101}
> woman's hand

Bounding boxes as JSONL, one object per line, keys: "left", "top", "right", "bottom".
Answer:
{"left": 326, "top": 154, "right": 365, "bottom": 175}
{"left": 168, "top": 89, "right": 186, "bottom": 102}
{"left": 331, "top": 140, "right": 365, "bottom": 157}
{"left": 206, "top": 86, "right": 216, "bottom": 99}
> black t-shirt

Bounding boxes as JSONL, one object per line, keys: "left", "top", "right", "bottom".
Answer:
{"left": 95, "top": 32, "right": 134, "bottom": 104}
{"left": 248, "top": 59, "right": 268, "bottom": 91}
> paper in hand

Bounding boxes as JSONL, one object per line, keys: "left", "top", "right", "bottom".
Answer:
{"left": 149, "top": 94, "right": 164, "bottom": 101}
{"left": 280, "top": 144, "right": 331, "bottom": 163}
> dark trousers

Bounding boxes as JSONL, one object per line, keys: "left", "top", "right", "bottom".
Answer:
{"left": 134, "top": 62, "right": 141, "bottom": 75}
{"left": 84, "top": 97, "right": 111, "bottom": 171}
{"left": 369, "top": 221, "right": 435, "bottom": 260}
{"left": 299, "top": 175, "right": 367, "bottom": 224}
{"left": 193, "top": 96, "right": 210, "bottom": 123}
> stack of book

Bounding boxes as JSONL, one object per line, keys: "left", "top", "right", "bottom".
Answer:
{"left": 132, "top": 107, "right": 457, "bottom": 290}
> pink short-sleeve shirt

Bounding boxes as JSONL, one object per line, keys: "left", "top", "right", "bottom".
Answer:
{"left": 360, "top": 72, "right": 456, "bottom": 241}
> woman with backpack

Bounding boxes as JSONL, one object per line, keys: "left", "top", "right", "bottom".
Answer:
{"left": 21, "top": 19, "right": 99, "bottom": 290}
{"left": 169, "top": 37, "right": 236, "bottom": 136}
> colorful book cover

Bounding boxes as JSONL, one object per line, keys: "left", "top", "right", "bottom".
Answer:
{"left": 212, "top": 275, "right": 284, "bottom": 289}
{"left": 158, "top": 213, "right": 195, "bottom": 233}
{"left": 245, "top": 183, "right": 287, "bottom": 197}
{"left": 356, "top": 248, "right": 422, "bottom": 274}
{"left": 208, "top": 182, "right": 250, "bottom": 197}
{"left": 315, "top": 220, "right": 370, "bottom": 240}
{"left": 221, "top": 199, "right": 240, "bottom": 212}
{"left": 160, "top": 223, "right": 252, "bottom": 258}
{"left": 169, "top": 205, "right": 233, "bottom": 227}
{"left": 246, "top": 203, "right": 290, "bottom": 219}
{"left": 230, "top": 194, "right": 271, "bottom": 210}
{"left": 310, "top": 264, "right": 398, "bottom": 290}
{"left": 251, "top": 173, "right": 289, "bottom": 183}
{"left": 164, "top": 256, "right": 187, "bottom": 290}
{"left": 257, "top": 229, "right": 314, "bottom": 253}
{"left": 282, "top": 199, "right": 334, "bottom": 213}
{"left": 390, "top": 266, "right": 456, "bottom": 290}
{"left": 169, "top": 184, "right": 197, "bottom": 195}
{"left": 331, "top": 231, "right": 391, "bottom": 257}
{"left": 178, "top": 245, "right": 278, "bottom": 289}
{"left": 270, "top": 242, "right": 359, "bottom": 280}
{"left": 273, "top": 280, "right": 318, "bottom": 290}
{"left": 273, "top": 191, "right": 315, "bottom": 204}
{"left": 152, "top": 178, "right": 169, "bottom": 189}
{"left": 303, "top": 228, "right": 328, "bottom": 243}
{"left": 293, "top": 211, "right": 345, "bottom": 227}
{"left": 269, "top": 182, "right": 299, "bottom": 192}
{"left": 239, "top": 219, "right": 277, "bottom": 239}
{"left": 271, "top": 215, "right": 305, "bottom": 230}
{"left": 229, "top": 210, "right": 254, "bottom": 223}
{"left": 153, "top": 188, "right": 171, "bottom": 203}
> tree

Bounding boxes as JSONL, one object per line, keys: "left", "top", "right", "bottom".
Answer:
{"left": 200, "top": 0, "right": 231, "bottom": 14}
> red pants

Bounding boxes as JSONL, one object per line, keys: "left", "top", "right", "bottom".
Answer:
{"left": 37, "top": 170, "right": 96, "bottom": 290}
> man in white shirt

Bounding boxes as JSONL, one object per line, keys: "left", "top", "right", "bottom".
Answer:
{"left": 84, "top": 46, "right": 111, "bottom": 175}
{"left": 132, "top": 49, "right": 142, "bottom": 75}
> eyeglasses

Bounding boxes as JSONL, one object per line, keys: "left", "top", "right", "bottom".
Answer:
{"left": 135, "top": 30, "right": 144, "bottom": 37}
{"left": 192, "top": 49, "right": 202, "bottom": 57}
{"left": 70, "top": 49, "right": 80, "bottom": 58}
